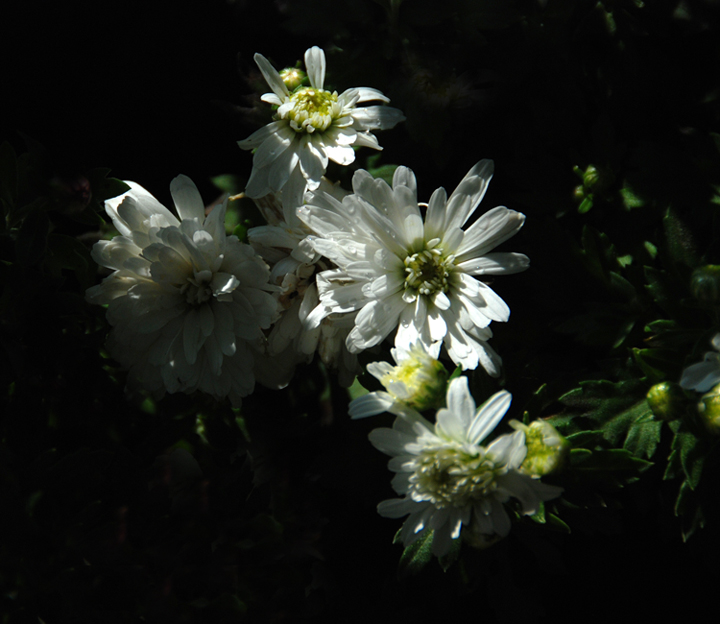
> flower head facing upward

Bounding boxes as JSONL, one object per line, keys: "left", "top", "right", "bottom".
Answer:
{"left": 299, "top": 160, "right": 529, "bottom": 375}
{"left": 86, "top": 176, "right": 279, "bottom": 406}
{"left": 349, "top": 342, "right": 448, "bottom": 419}
{"left": 238, "top": 46, "right": 405, "bottom": 203}
{"left": 369, "top": 377, "right": 562, "bottom": 557}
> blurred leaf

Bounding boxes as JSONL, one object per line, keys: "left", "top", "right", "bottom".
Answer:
{"left": 631, "top": 347, "right": 678, "bottom": 382}
{"left": 366, "top": 153, "right": 398, "bottom": 185}
{"left": 570, "top": 448, "right": 652, "bottom": 472}
{"left": 675, "top": 480, "right": 705, "bottom": 541}
{"left": 211, "top": 174, "right": 245, "bottom": 195}
{"left": 619, "top": 182, "right": 646, "bottom": 209}
{"left": 547, "top": 513, "right": 571, "bottom": 534}
{"left": 663, "top": 207, "right": 699, "bottom": 269}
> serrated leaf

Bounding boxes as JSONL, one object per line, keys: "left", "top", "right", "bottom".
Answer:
{"left": 623, "top": 411, "right": 661, "bottom": 459}
{"left": 397, "top": 529, "right": 434, "bottom": 578}
{"left": 560, "top": 379, "right": 657, "bottom": 454}
{"left": 671, "top": 427, "right": 706, "bottom": 490}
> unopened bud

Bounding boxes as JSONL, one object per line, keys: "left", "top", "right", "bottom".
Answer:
{"left": 690, "top": 265, "right": 720, "bottom": 303}
{"left": 510, "top": 419, "right": 569, "bottom": 476}
{"left": 698, "top": 384, "right": 720, "bottom": 434}
{"left": 371, "top": 343, "right": 449, "bottom": 412}
{"left": 279, "top": 67, "right": 308, "bottom": 91}
{"left": 646, "top": 382, "right": 686, "bottom": 422}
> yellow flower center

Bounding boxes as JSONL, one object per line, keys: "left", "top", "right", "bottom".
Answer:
{"left": 404, "top": 246, "right": 455, "bottom": 297}
{"left": 410, "top": 446, "right": 499, "bottom": 508}
{"left": 286, "top": 87, "right": 339, "bottom": 133}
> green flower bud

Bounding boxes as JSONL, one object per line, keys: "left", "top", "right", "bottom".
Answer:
{"left": 690, "top": 265, "right": 720, "bottom": 303}
{"left": 646, "top": 382, "right": 686, "bottom": 422}
{"left": 510, "top": 419, "right": 569, "bottom": 476}
{"left": 378, "top": 344, "right": 449, "bottom": 412}
{"left": 279, "top": 67, "right": 308, "bottom": 91}
{"left": 698, "top": 384, "right": 720, "bottom": 434}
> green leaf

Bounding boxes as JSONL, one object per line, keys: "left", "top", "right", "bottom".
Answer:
{"left": 570, "top": 448, "right": 652, "bottom": 472}
{"left": 366, "top": 153, "right": 398, "bottom": 185}
{"left": 437, "top": 535, "right": 461, "bottom": 572}
{"left": 619, "top": 182, "right": 646, "bottom": 209}
{"left": 396, "top": 529, "right": 434, "bottom": 578}
{"left": 559, "top": 380, "right": 659, "bottom": 458}
{"left": 546, "top": 513, "right": 571, "bottom": 534}
{"left": 623, "top": 411, "right": 662, "bottom": 459}
{"left": 211, "top": 173, "right": 245, "bottom": 195}
{"left": 668, "top": 427, "right": 706, "bottom": 490}
{"left": 631, "top": 347, "right": 679, "bottom": 382}
{"left": 565, "top": 430, "right": 605, "bottom": 448}
{"left": 644, "top": 266, "right": 682, "bottom": 316}
{"left": 675, "top": 480, "right": 705, "bottom": 541}
{"left": 663, "top": 206, "right": 699, "bottom": 268}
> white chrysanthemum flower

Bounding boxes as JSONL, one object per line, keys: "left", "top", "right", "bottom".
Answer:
{"left": 298, "top": 160, "right": 529, "bottom": 374}
{"left": 349, "top": 342, "right": 448, "bottom": 419}
{"left": 680, "top": 333, "right": 720, "bottom": 392}
{"left": 247, "top": 184, "right": 360, "bottom": 385}
{"left": 86, "top": 176, "right": 280, "bottom": 406}
{"left": 238, "top": 46, "right": 405, "bottom": 201}
{"left": 369, "top": 377, "right": 562, "bottom": 557}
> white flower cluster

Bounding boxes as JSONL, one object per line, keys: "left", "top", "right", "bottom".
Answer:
{"left": 86, "top": 44, "right": 552, "bottom": 560}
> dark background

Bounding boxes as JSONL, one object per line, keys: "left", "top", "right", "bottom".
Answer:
{"left": 2, "top": 0, "right": 720, "bottom": 622}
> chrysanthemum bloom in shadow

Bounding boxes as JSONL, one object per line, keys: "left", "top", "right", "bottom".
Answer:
{"left": 238, "top": 46, "right": 405, "bottom": 204}
{"left": 86, "top": 176, "right": 279, "bottom": 405}
{"left": 369, "top": 377, "right": 563, "bottom": 557}
{"left": 680, "top": 333, "right": 720, "bottom": 392}
{"left": 298, "top": 160, "right": 528, "bottom": 374}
